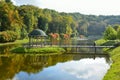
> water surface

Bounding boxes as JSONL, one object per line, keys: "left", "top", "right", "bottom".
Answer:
{"left": 0, "top": 54, "right": 111, "bottom": 80}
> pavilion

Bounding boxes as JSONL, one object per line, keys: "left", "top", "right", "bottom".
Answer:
{"left": 28, "top": 29, "right": 47, "bottom": 47}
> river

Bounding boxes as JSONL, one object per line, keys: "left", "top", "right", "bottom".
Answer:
{"left": 0, "top": 40, "right": 111, "bottom": 80}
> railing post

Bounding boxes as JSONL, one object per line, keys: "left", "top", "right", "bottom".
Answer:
{"left": 94, "top": 42, "right": 96, "bottom": 53}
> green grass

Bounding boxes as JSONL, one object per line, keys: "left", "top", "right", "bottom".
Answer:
{"left": 0, "top": 39, "right": 28, "bottom": 46}
{"left": 11, "top": 47, "right": 65, "bottom": 54}
{"left": 96, "top": 39, "right": 120, "bottom": 80}
{"left": 103, "top": 47, "right": 120, "bottom": 80}
{"left": 96, "top": 39, "right": 119, "bottom": 46}
{"left": 95, "top": 39, "right": 108, "bottom": 45}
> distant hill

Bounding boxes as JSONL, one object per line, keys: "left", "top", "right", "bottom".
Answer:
{"left": 69, "top": 13, "right": 120, "bottom": 36}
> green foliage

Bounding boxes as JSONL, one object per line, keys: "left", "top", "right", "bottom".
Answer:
{"left": 20, "top": 28, "right": 28, "bottom": 39}
{"left": 0, "top": 2, "right": 22, "bottom": 31}
{"left": 117, "top": 26, "right": 120, "bottom": 39}
{"left": 96, "top": 39, "right": 119, "bottom": 46}
{"left": 95, "top": 39, "right": 107, "bottom": 45}
{"left": 5, "top": 0, "right": 12, "bottom": 3}
{"left": 104, "top": 26, "right": 117, "bottom": 40}
{"left": 66, "top": 24, "right": 72, "bottom": 34}
{"left": 1, "top": 1, "right": 120, "bottom": 43}
{"left": 0, "top": 31, "right": 18, "bottom": 43}
{"left": 70, "top": 13, "right": 120, "bottom": 36}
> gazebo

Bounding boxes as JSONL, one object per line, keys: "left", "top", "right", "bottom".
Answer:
{"left": 28, "top": 29, "right": 47, "bottom": 47}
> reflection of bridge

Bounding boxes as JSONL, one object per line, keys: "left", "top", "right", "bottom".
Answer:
{"left": 56, "top": 45, "right": 114, "bottom": 48}
{"left": 24, "top": 39, "right": 115, "bottom": 53}
{"left": 24, "top": 43, "right": 114, "bottom": 53}
{"left": 52, "top": 45, "right": 114, "bottom": 53}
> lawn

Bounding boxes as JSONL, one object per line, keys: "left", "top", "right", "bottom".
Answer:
{"left": 0, "top": 39, "right": 29, "bottom": 46}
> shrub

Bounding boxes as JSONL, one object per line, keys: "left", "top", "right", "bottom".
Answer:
{"left": 0, "top": 31, "right": 18, "bottom": 43}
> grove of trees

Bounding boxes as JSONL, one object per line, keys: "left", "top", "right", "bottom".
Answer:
{"left": 1, "top": 0, "right": 120, "bottom": 43}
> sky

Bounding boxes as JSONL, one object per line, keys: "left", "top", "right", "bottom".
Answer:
{"left": 11, "top": 0, "right": 120, "bottom": 15}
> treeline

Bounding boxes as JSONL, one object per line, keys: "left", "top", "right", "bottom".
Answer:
{"left": 104, "top": 25, "right": 120, "bottom": 40}
{"left": 69, "top": 13, "right": 120, "bottom": 36}
{"left": 1, "top": 1, "right": 120, "bottom": 43}
{"left": 0, "top": 1, "right": 77, "bottom": 42}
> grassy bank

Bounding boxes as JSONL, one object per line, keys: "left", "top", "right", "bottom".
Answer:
{"left": 96, "top": 39, "right": 120, "bottom": 80}
{"left": 11, "top": 47, "right": 65, "bottom": 53}
{"left": 96, "top": 39, "right": 119, "bottom": 46}
{"left": 103, "top": 46, "right": 120, "bottom": 80}
{"left": 0, "top": 39, "right": 28, "bottom": 46}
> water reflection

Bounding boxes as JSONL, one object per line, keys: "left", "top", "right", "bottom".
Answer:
{"left": 0, "top": 54, "right": 111, "bottom": 80}
{"left": 0, "top": 44, "right": 20, "bottom": 54}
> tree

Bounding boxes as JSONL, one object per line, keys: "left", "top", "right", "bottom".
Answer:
{"left": 117, "top": 26, "right": 120, "bottom": 39}
{"left": 37, "top": 15, "right": 51, "bottom": 32}
{"left": 104, "top": 25, "right": 117, "bottom": 40}
{"left": 18, "top": 5, "right": 42, "bottom": 33}
{"left": 0, "top": 2, "right": 22, "bottom": 31}
{"left": 5, "top": 0, "right": 12, "bottom": 3}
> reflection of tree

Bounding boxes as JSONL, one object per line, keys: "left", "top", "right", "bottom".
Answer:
{"left": 0, "top": 44, "right": 20, "bottom": 54}
{"left": 0, "top": 54, "right": 73, "bottom": 80}
{"left": 0, "top": 53, "right": 110, "bottom": 80}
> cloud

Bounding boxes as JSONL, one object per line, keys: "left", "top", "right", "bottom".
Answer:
{"left": 11, "top": 0, "right": 120, "bottom": 15}
{"left": 12, "top": 0, "right": 42, "bottom": 6}
{"left": 60, "top": 58, "right": 110, "bottom": 80}
{"left": 12, "top": 58, "right": 110, "bottom": 80}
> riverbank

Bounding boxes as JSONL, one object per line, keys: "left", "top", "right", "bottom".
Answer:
{"left": 103, "top": 46, "right": 120, "bottom": 80}
{"left": 96, "top": 39, "right": 120, "bottom": 80}
{"left": 0, "top": 39, "right": 28, "bottom": 46}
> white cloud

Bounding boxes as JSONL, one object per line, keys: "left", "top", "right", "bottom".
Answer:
{"left": 12, "top": 58, "right": 110, "bottom": 80}
{"left": 60, "top": 58, "right": 110, "bottom": 80}
{"left": 12, "top": 0, "right": 120, "bottom": 15}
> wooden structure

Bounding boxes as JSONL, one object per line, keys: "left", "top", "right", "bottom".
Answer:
{"left": 28, "top": 29, "right": 47, "bottom": 47}
{"left": 51, "top": 45, "right": 114, "bottom": 53}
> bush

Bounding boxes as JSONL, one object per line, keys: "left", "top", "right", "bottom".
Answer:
{"left": 104, "top": 26, "right": 117, "bottom": 40}
{"left": 0, "top": 31, "right": 18, "bottom": 43}
{"left": 113, "top": 42, "right": 120, "bottom": 47}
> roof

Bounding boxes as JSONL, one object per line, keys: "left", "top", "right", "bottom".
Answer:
{"left": 28, "top": 29, "right": 47, "bottom": 37}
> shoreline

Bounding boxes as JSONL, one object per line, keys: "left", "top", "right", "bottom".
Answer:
{"left": 96, "top": 39, "right": 120, "bottom": 80}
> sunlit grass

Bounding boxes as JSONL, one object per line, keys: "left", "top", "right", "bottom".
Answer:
{"left": 96, "top": 39, "right": 120, "bottom": 80}
{"left": 0, "top": 39, "right": 29, "bottom": 46}
{"left": 96, "top": 39, "right": 120, "bottom": 46}
{"left": 95, "top": 39, "right": 108, "bottom": 45}
{"left": 103, "top": 46, "right": 120, "bottom": 80}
